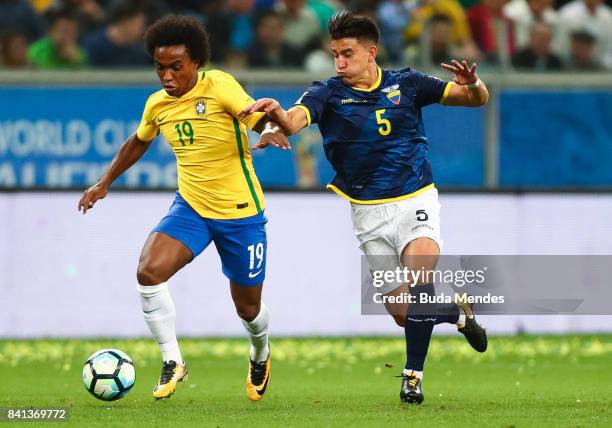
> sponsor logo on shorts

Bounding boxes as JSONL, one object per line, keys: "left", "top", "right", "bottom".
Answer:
{"left": 412, "top": 224, "right": 434, "bottom": 232}
{"left": 248, "top": 269, "right": 263, "bottom": 278}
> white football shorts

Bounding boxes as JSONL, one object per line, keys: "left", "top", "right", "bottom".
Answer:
{"left": 350, "top": 186, "right": 442, "bottom": 294}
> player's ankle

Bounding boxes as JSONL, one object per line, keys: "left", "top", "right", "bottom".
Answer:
{"left": 457, "top": 312, "right": 466, "bottom": 328}
{"left": 250, "top": 343, "right": 269, "bottom": 363}
{"left": 403, "top": 369, "right": 423, "bottom": 380}
{"left": 161, "top": 344, "right": 183, "bottom": 365}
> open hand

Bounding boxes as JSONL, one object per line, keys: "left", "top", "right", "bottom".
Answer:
{"left": 441, "top": 60, "right": 478, "bottom": 85}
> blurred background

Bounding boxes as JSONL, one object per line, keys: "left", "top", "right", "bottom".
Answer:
{"left": 0, "top": 0, "right": 611, "bottom": 339}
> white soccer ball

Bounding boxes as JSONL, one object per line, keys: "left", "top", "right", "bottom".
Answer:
{"left": 82, "top": 349, "right": 136, "bottom": 401}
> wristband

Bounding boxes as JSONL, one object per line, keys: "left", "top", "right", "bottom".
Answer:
{"left": 468, "top": 79, "right": 481, "bottom": 89}
{"left": 261, "top": 126, "right": 280, "bottom": 136}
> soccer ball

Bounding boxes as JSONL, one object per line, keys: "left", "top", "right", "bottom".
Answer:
{"left": 82, "top": 349, "right": 136, "bottom": 401}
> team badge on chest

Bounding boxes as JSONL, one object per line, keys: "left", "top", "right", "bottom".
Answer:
{"left": 194, "top": 98, "right": 207, "bottom": 116}
{"left": 386, "top": 90, "right": 401, "bottom": 105}
{"left": 382, "top": 84, "right": 401, "bottom": 105}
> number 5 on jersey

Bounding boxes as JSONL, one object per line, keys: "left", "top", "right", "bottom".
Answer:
{"left": 375, "top": 109, "right": 391, "bottom": 136}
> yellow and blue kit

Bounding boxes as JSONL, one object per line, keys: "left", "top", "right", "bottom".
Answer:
{"left": 294, "top": 67, "right": 453, "bottom": 204}
{"left": 137, "top": 70, "right": 267, "bottom": 285}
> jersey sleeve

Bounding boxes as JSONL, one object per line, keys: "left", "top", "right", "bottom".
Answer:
{"left": 410, "top": 70, "right": 453, "bottom": 107}
{"left": 136, "top": 95, "right": 158, "bottom": 142}
{"left": 292, "top": 81, "right": 329, "bottom": 126}
{"left": 214, "top": 71, "right": 266, "bottom": 130}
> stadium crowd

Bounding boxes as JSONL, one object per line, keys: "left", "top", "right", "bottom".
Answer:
{"left": 0, "top": 0, "right": 610, "bottom": 71}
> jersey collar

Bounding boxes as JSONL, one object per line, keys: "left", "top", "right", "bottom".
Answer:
{"left": 351, "top": 66, "right": 382, "bottom": 92}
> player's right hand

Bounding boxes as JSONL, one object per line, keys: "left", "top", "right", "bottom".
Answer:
{"left": 78, "top": 182, "right": 109, "bottom": 214}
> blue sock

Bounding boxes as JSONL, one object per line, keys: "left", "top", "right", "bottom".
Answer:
{"left": 404, "top": 284, "right": 459, "bottom": 371}
{"left": 416, "top": 283, "right": 460, "bottom": 325}
{"left": 434, "top": 302, "right": 460, "bottom": 325}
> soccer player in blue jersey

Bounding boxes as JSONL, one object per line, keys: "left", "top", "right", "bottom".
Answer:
{"left": 241, "top": 11, "right": 490, "bottom": 404}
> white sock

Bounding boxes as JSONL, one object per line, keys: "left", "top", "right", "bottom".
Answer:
{"left": 457, "top": 312, "right": 466, "bottom": 328}
{"left": 138, "top": 283, "right": 183, "bottom": 364}
{"left": 241, "top": 302, "right": 270, "bottom": 363}
{"left": 403, "top": 369, "right": 423, "bottom": 379}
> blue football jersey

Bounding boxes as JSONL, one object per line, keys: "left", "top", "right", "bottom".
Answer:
{"left": 294, "top": 66, "right": 452, "bottom": 203}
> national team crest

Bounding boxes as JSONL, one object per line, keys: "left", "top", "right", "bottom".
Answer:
{"left": 382, "top": 84, "right": 401, "bottom": 105}
{"left": 387, "top": 90, "right": 401, "bottom": 105}
{"left": 194, "top": 98, "right": 206, "bottom": 116}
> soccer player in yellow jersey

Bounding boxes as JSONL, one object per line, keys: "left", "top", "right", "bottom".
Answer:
{"left": 78, "top": 16, "right": 285, "bottom": 401}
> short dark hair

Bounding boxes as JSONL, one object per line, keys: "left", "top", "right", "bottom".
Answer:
{"left": 255, "top": 10, "right": 283, "bottom": 29}
{"left": 108, "top": 0, "right": 146, "bottom": 25}
{"left": 45, "top": 6, "right": 77, "bottom": 25}
{"left": 328, "top": 11, "right": 380, "bottom": 45}
{"left": 144, "top": 15, "right": 210, "bottom": 67}
{"left": 571, "top": 30, "right": 596, "bottom": 44}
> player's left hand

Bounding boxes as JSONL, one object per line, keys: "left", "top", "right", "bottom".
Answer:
{"left": 441, "top": 60, "right": 478, "bottom": 85}
{"left": 253, "top": 125, "right": 291, "bottom": 151}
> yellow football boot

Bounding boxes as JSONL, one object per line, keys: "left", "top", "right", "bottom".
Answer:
{"left": 246, "top": 355, "right": 270, "bottom": 401}
{"left": 153, "top": 360, "right": 188, "bottom": 399}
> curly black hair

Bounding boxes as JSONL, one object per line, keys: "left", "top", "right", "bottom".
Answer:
{"left": 328, "top": 11, "right": 379, "bottom": 45}
{"left": 144, "top": 15, "right": 210, "bottom": 67}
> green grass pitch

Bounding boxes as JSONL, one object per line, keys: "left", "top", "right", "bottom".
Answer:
{"left": 1, "top": 336, "right": 611, "bottom": 427}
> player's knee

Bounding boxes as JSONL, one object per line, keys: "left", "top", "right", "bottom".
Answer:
{"left": 235, "top": 303, "right": 260, "bottom": 322}
{"left": 393, "top": 314, "right": 406, "bottom": 327}
{"left": 401, "top": 238, "right": 440, "bottom": 271}
{"left": 136, "top": 262, "right": 169, "bottom": 286}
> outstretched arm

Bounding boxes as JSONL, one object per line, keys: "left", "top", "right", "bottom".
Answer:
{"left": 441, "top": 60, "right": 489, "bottom": 107}
{"left": 78, "top": 133, "right": 152, "bottom": 214}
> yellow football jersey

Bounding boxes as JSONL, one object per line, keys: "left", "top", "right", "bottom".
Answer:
{"left": 136, "top": 70, "right": 266, "bottom": 219}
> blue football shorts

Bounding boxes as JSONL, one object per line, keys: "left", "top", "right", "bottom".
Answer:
{"left": 150, "top": 192, "right": 267, "bottom": 286}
